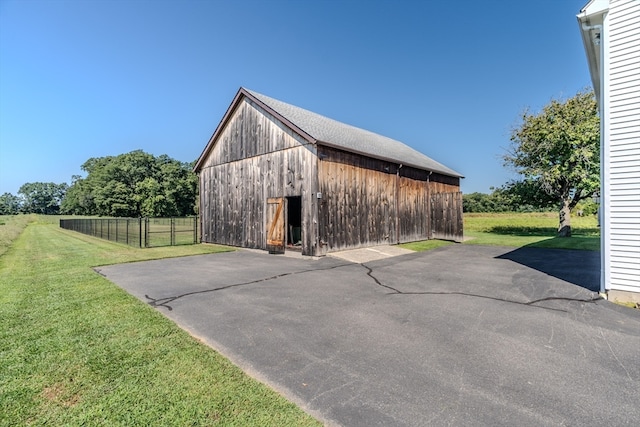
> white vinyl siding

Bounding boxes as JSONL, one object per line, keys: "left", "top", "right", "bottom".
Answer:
{"left": 607, "top": 0, "right": 640, "bottom": 293}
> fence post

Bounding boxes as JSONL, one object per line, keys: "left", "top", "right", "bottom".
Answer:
{"left": 194, "top": 216, "right": 198, "bottom": 244}
{"left": 145, "top": 217, "right": 149, "bottom": 248}
{"left": 139, "top": 218, "right": 142, "bottom": 248}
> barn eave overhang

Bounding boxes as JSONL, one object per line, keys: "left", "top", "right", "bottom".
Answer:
{"left": 316, "top": 140, "right": 464, "bottom": 179}
{"left": 577, "top": 0, "right": 608, "bottom": 100}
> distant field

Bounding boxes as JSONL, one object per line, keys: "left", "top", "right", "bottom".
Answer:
{"left": 401, "top": 212, "right": 600, "bottom": 251}
{"left": 463, "top": 212, "right": 599, "bottom": 250}
{"left": 463, "top": 212, "right": 599, "bottom": 235}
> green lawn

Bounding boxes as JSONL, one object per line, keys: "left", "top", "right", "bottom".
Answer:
{"left": 401, "top": 212, "right": 600, "bottom": 252}
{"left": 0, "top": 214, "right": 38, "bottom": 257}
{"left": 464, "top": 212, "right": 599, "bottom": 250}
{"left": 0, "top": 217, "right": 321, "bottom": 426}
{"left": 398, "top": 239, "right": 454, "bottom": 252}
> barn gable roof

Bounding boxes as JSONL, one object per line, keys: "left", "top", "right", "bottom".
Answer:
{"left": 195, "top": 87, "right": 462, "bottom": 178}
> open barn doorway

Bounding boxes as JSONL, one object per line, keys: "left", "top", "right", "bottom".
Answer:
{"left": 286, "top": 196, "right": 302, "bottom": 251}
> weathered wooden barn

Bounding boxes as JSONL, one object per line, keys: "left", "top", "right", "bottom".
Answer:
{"left": 193, "top": 87, "right": 463, "bottom": 256}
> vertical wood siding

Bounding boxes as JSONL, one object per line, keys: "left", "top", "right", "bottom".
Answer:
{"left": 398, "top": 177, "right": 430, "bottom": 243}
{"left": 430, "top": 192, "right": 464, "bottom": 242}
{"left": 317, "top": 145, "right": 462, "bottom": 251}
{"left": 318, "top": 150, "right": 395, "bottom": 250}
{"left": 608, "top": 0, "right": 640, "bottom": 292}
{"left": 199, "top": 98, "right": 318, "bottom": 255}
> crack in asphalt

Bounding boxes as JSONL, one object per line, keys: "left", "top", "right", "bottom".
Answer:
{"left": 360, "top": 263, "right": 602, "bottom": 313}
{"left": 142, "top": 258, "right": 602, "bottom": 313}
{"left": 361, "top": 264, "right": 400, "bottom": 293}
{"left": 144, "top": 262, "right": 353, "bottom": 311}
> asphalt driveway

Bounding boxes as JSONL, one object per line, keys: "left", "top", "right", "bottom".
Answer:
{"left": 96, "top": 245, "right": 640, "bottom": 426}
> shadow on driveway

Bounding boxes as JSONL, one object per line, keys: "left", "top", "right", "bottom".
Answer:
{"left": 495, "top": 246, "right": 600, "bottom": 292}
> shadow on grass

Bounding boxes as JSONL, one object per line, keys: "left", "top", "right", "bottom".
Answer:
{"left": 496, "top": 245, "right": 600, "bottom": 292}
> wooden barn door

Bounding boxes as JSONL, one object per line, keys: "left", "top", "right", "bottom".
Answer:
{"left": 266, "top": 197, "right": 285, "bottom": 254}
{"left": 430, "top": 192, "right": 464, "bottom": 242}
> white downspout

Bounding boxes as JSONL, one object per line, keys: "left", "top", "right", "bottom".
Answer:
{"left": 581, "top": 20, "right": 607, "bottom": 296}
{"left": 598, "top": 15, "right": 608, "bottom": 297}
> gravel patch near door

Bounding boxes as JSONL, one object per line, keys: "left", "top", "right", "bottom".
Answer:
{"left": 97, "top": 245, "right": 640, "bottom": 426}
{"left": 328, "top": 244, "right": 414, "bottom": 263}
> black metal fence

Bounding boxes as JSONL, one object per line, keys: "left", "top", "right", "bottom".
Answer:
{"left": 59, "top": 217, "right": 199, "bottom": 248}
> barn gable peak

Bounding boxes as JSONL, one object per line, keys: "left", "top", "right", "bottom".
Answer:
{"left": 195, "top": 87, "right": 462, "bottom": 178}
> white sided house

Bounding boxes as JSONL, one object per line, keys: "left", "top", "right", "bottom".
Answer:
{"left": 578, "top": 0, "right": 640, "bottom": 303}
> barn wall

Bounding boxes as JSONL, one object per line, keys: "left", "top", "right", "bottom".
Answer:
{"left": 429, "top": 173, "right": 460, "bottom": 193}
{"left": 430, "top": 191, "right": 464, "bottom": 242}
{"left": 199, "top": 98, "right": 319, "bottom": 255}
{"left": 398, "top": 176, "right": 430, "bottom": 243}
{"left": 318, "top": 148, "right": 396, "bottom": 251}
{"left": 317, "top": 145, "right": 461, "bottom": 252}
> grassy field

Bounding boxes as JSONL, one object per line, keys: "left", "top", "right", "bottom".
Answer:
{"left": 464, "top": 212, "right": 600, "bottom": 250}
{"left": 400, "top": 212, "right": 600, "bottom": 251}
{"left": 0, "top": 214, "right": 38, "bottom": 257}
{"left": 0, "top": 216, "right": 321, "bottom": 427}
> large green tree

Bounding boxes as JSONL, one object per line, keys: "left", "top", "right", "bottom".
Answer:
{"left": 18, "top": 182, "right": 68, "bottom": 214}
{"left": 504, "top": 90, "right": 600, "bottom": 237}
{"left": 495, "top": 179, "right": 558, "bottom": 212}
{"left": 0, "top": 193, "right": 22, "bottom": 215}
{"left": 61, "top": 175, "right": 96, "bottom": 215}
{"left": 61, "top": 150, "right": 197, "bottom": 217}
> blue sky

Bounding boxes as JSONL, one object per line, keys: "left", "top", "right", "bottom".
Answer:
{"left": 0, "top": 0, "right": 593, "bottom": 196}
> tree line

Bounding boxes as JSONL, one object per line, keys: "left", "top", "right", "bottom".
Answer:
{"left": 462, "top": 180, "right": 599, "bottom": 216}
{"left": 0, "top": 150, "right": 198, "bottom": 217}
{"left": 463, "top": 179, "right": 557, "bottom": 213}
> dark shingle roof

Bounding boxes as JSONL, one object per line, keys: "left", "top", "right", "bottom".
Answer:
{"left": 244, "top": 88, "right": 462, "bottom": 178}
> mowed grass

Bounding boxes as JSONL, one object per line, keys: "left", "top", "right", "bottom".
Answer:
{"left": 0, "top": 217, "right": 321, "bottom": 427}
{"left": 399, "top": 239, "right": 455, "bottom": 252}
{"left": 401, "top": 212, "right": 600, "bottom": 251}
{"left": 464, "top": 212, "right": 600, "bottom": 250}
{"left": 0, "top": 214, "right": 38, "bottom": 257}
